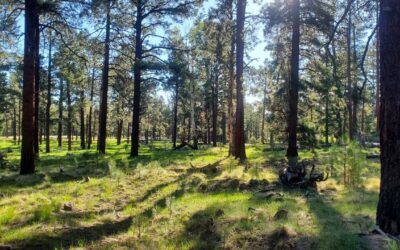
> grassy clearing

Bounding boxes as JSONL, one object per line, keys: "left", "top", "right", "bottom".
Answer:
{"left": 0, "top": 138, "right": 382, "bottom": 249}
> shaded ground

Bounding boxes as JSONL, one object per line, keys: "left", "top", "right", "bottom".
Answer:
{"left": 0, "top": 138, "right": 393, "bottom": 249}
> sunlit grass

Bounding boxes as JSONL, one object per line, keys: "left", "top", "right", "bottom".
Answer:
{"left": 0, "top": 137, "right": 381, "bottom": 249}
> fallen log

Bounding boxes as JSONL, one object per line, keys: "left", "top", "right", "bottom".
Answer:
{"left": 279, "top": 159, "right": 328, "bottom": 188}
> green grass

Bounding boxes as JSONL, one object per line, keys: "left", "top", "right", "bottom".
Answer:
{"left": 0, "top": 137, "right": 381, "bottom": 249}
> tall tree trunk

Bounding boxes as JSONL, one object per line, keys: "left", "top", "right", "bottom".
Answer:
{"left": 45, "top": 32, "right": 52, "bottom": 153}
{"left": 222, "top": 112, "right": 226, "bottom": 145}
{"left": 190, "top": 80, "right": 198, "bottom": 149}
{"left": 352, "top": 24, "right": 358, "bottom": 140}
{"left": 172, "top": 80, "right": 179, "bottom": 149}
{"left": 80, "top": 91, "right": 85, "bottom": 149}
{"left": 13, "top": 99, "right": 17, "bottom": 142}
{"left": 346, "top": 1, "right": 355, "bottom": 140}
{"left": 117, "top": 119, "right": 123, "bottom": 145}
{"left": 227, "top": 0, "right": 235, "bottom": 156}
{"left": 286, "top": 0, "right": 300, "bottom": 159}
{"left": 232, "top": 0, "right": 247, "bottom": 161}
{"left": 87, "top": 67, "right": 95, "bottom": 149}
{"left": 325, "top": 94, "right": 329, "bottom": 145}
{"left": 261, "top": 79, "right": 267, "bottom": 144}
{"left": 131, "top": 0, "right": 143, "bottom": 157}
{"left": 376, "top": 0, "right": 400, "bottom": 234}
{"left": 33, "top": 20, "right": 40, "bottom": 157}
{"left": 20, "top": 0, "right": 39, "bottom": 175}
{"left": 212, "top": 34, "right": 222, "bottom": 147}
{"left": 375, "top": 0, "right": 380, "bottom": 134}
{"left": 18, "top": 98, "right": 21, "bottom": 144}
{"left": 58, "top": 79, "right": 63, "bottom": 147}
{"left": 126, "top": 122, "right": 130, "bottom": 144}
{"left": 66, "top": 80, "right": 72, "bottom": 151}
{"left": 98, "top": 0, "right": 111, "bottom": 154}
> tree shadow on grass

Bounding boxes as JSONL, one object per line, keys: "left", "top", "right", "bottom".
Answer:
{"left": 11, "top": 217, "right": 133, "bottom": 250}
{"left": 305, "top": 190, "right": 377, "bottom": 249}
{"left": 176, "top": 208, "right": 222, "bottom": 250}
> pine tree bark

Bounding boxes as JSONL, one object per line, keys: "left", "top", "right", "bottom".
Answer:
{"left": 80, "top": 90, "right": 85, "bottom": 149}
{"left": 261, "top": 79, "right": 267, "bottom": 144}
{"left": 13, "top": 99, "right": 17, "bottom": 142}
{"left": 227, "top": 0, "right": 235, "bottom": 156}
{"left": 232, "top": 0, "right": 246, "bottom": 162}
{"left": 98, "top": 0, "right": 111, "bottom": 154}
{"left": 58, "top": 79, "right": 63, "bottom": 147}
{"left": 87, "top": 67, "right": 95, "bottom": 149}
{"left": 376, "top": 0, "right": 400, "bottom": 234}
{"left": 66, "top": 80, "right": 72, "bottom": 151}
{"left": 20, "top": 0, "right": 39, "bottom": 175}
{"left": 190, "top": 80, "right": 198, "bottom": 149}
{"left": 286, "top": 0, "right": 300, "bottom": 158}
{"left": 172, "top": 80, "right": 179, "bottom": 149}
{"left": 33, "top": 22, "right": 40, "bottom": 157}
{"left": 131, "top": 0, "right": 143, "bottom": 157}
{"left": 45, "top": 32, "right": 52, "bottom": 153}
{"left": 117, "top": 119, "right": 123, "bottom": 145}
{"left": 346, "top": 0, "right": 355, "bottom": 140}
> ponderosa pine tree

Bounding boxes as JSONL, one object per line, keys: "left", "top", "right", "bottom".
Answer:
{"left": 98, "top": 0, "right": 112, "bottom": 154}
{"left": 45, "top": 31, "right": 53, "bottom": 153}
{"left": 232, "top": 0, "right": 246, "bottom": 162}
{"left": 376, "top": 0, "right": 400, "bottom": 234}
{"left": 286, "top": 0, "right": 300, "bottom": 159}
{"left": 20, "top": 0, "right": 39, "bottom": 174}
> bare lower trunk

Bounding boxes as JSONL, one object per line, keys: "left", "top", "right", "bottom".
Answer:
{"left": 80, "top": 91, "right": 85, "bottom": 150}
{"left": 232, "top": 0, "right": 247, "bottom": 162}
{"left": 58, "top": 79, "right": 63, "bottom": 147}
{"left": 20, "top": 0, "right": 39, "bottom": 175}
{"left": 286, "top": 0, "right": 300, "bottom": 159}
{"left": 66, "top": 80, "right": 72, "bottom": 151}
{"left": 376, "top": 0, "right": 400, "bottom": 234}
{"left": 98, "top": 0, "right": 111, "bottom": 154}
{"left": 45, "top": 32, "right": 52, "bottom": 153}
{"left": 131, "top": 0, "right": 143, "bottom": 157}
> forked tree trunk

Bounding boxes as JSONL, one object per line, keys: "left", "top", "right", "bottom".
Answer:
{"left": 286, "top": 0, "right": 300, "bottom": 159}
{"left": 376, "top": 0, "right": 400, "bottom": 234}
{"left": 20, "top": 0, "right": 39, "bottom": 175}
{"left": 232, "top": 0, "right": 246, "bottom": 162}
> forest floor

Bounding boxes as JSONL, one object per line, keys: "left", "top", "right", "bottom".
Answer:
{"left": 0, "top": 138, "right": 396, "bottom": 250}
